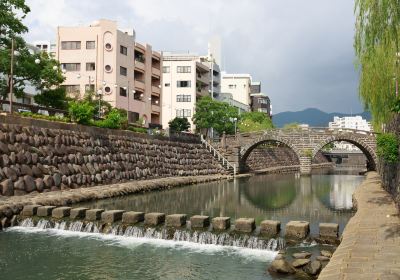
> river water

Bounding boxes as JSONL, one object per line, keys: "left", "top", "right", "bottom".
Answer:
{"left": 0, "top": 171, "right": 364, "bottom": 280}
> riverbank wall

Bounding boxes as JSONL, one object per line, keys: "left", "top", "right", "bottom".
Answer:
{"left": 0, "top": 115, "right": 226, "bottom": 197}
{"left": 380, "top": 114, "right": 400, "bottom": 210}
{"left": 318, "top": 172, "right": 400, "bottom": 279}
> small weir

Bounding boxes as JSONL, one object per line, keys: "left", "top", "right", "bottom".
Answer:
{"left": 18, "top": 217, "right": 285, "bottom": 251}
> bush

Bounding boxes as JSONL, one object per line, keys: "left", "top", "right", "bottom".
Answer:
{"left": 127, "top": 126, "right": 147, "bottom": 134}
{"left": 93, "top": 109, "right": 126, "bottom": 129}
{"left": 18, "top": 112, "right": 69, "bottom": 123}
{"left": 377, "top": 133, "right": 399, "bottom": 163}
{"left": 168, "top": 117, "right": 190, "bottom": 132}
{"left": 68, "top": 101, "right": 94, "bottom": 125}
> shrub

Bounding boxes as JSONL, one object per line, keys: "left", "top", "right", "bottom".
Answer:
{"left": 93, "top": 109, "right": 126, "bottom": 129}
{"left": 18, "top": 112, "right": 69, "bottom": 123}
{"left": 168, "top": 117, "right": 190, "bottom": 132}
{"left": 376, "top": 133, "right": 399, "bottom": 163}
{"left": 127, "top": 126, "right": 147, "bottom": 134}
{"left": 68, "top": 101, "right": 94, "bottom": 125}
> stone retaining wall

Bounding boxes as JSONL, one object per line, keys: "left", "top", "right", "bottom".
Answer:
{"left": 0, "top": 115, "right": 225, "bottom": 197}
{"left": 245, "top": 146, "right": 330, "bottom": 171}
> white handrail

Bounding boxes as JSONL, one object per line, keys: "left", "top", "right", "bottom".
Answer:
{"left": 200, "top": 135, "right": 236, "bottom": 175}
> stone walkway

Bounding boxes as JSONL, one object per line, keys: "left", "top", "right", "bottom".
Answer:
{"left": 318, "top": 172, "right": 400, "bottom": 280}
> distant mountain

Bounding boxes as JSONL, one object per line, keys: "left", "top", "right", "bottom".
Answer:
{"left": 272, "top": 108, "right": 371, "bottom": 128}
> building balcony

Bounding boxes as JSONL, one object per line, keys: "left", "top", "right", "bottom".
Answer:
{"left": 134, "top": 80, "right": 145, "bottom": 91}
{"left": 151, "top": 104, "right": 160, "bottom": 113}
{"left": 152, "top": 67, "right": 161, "bottom": 77}
{"left": 152, "top": 85, "right": 161, "bottom": 95}
{"left": 135, "top": 61, "right": 145, "bottom": 72}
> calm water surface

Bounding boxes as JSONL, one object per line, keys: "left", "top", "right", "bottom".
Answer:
{"left": 0, "top": 172, "right": 364, "bottom": 280}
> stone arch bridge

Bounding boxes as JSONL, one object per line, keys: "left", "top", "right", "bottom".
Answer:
{"left": 216, "top": 127, "right": 378, "bottom": 175}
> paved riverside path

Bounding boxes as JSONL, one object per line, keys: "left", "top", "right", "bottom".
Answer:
{"left": 318, "top": 172, "right": 400, "bottom": 280}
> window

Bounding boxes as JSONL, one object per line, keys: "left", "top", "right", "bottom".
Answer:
{"left": 228, "top": 84, "right": 237, "bottom": 89}
{"left": 61, "top": 63, "right": 80, "bottom": 71}
{"left": 164, "top": 83, "right": 170, "bottom": 87}
{"left": 86, "top": 41, "right": 95, "bottom": 49}
{"left": 105, "top": 65, "right": 112, "bottom": 72}
{"left": 86, "top": 62, "right": 95, "bottom": 71}
{"left": 85, "top": 84, "right": 95, "bottom": 92}
{"left": 64, "top": 85, "right": 80, "bottom": 94}
{"left": 177, "top": 66, "right": 191, "bottom": 73}
{"left": 162, "top": 66, "right": 170, "bottom": 73}
{"left": 105, "top": 43, "right": 112, "bottom": 51}
{"left": 61, "top": 41, "right": 81, "bottom": 50}
{"left": 120, "top": 66, "right": 127, "bottom": 76}
{"left": 120, "top": 45, "right": 128, "bottom": 55}
{"left": 120, "top": 87, "right": 127, "bottom": 97}
{"left": 177, "top": 80, "right": 191, "bottom": 88}
{"left": 176, "top": 95, "right": 191, "bottom": 102}
{"left": 176, "top": 109, "right": 191, "bottom": 117}
{"left": 258, "top": 99, "right": 267, "bottom": 104}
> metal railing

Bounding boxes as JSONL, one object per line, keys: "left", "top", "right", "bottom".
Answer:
{"left": 200, "top": 135, "right": 236, "bottom": 176}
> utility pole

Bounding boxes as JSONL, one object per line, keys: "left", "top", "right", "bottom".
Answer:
{"left": 9, "top": 38, "right": 14, "bottom": 114}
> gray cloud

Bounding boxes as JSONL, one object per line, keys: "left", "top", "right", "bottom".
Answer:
{"left": 24, "top": 0, "right": 362, "bottom": 113}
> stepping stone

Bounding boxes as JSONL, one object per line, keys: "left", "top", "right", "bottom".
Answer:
{"left": 21, "top": 205, "right": 41, "bottom": 216}
{"left": 235, "top": 218, "right": 255, "bottom": 233}
{"left": 212, "top": 217, "right": 230, "bottom": 230}
{"left": 37, "top": 206, "right": 56, "bottom": 217}
{"left": 52, "top": 207, "right": 72, "bottom": 219}
{"left": 70, "top": 208, "right": 89, "bottom": 219}
{"left": 319, "top": 223, "right": 339, "bottom": 238}
{"left": 122, "top": 211, "right": 144, "bottom": 224}
{"left": 190, "top": 215, "right": 210, "bottom": 228}
{"left": 144, "top": 213, "right": 165, "bottom": 226}
{"left": 285, "top": 221, "right": 310, "bottom": 239}
{"left": 292, "top": 258, "right": 310, "bottom": 268}
{"left": 101, "top": 210, "right": 125, "bottom": 223}
{"left": 260, "top": 220, "right": 281, "bottom": 236}
{"left": 292, "top": 251, "right": 312, "bottom": 259}
{"left": 85, "top": 209, "right": 104, "bottom": 221}
{"left": 166, "top": 214, "right": 187, "bottom": 227}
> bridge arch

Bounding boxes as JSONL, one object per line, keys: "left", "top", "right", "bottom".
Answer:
{"left": 311, "top": 134, "right": 378, "bottom": 171}
{"left": 240, "top": 133, "right": 302, "bottom": 171}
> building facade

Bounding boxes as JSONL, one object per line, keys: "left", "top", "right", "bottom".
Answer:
{"left": 217, "top": 92, "right": 250, "bottom": 113}
{"left": 329, "top": 116, "right": 372, "bottom": 131}
{"left": 220, "top": 73, "right": 252, "bottom": 106}
{"left": 33, "top": 41, "right": 56, "bottom": 57}
{"left": 161, "top": 53, "right": 211, "bottom": 131}
{"left": 56, "top": 19, "right": 161, "bottom": 127}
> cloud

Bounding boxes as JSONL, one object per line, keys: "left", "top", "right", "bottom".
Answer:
{"left": 23, "top": 0, "right": 362, "bottom": 113}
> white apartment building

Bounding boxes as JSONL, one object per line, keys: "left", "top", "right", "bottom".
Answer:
{"left": 161, "top": 53, "right": 211, "bottom": 131}
{"left": 56, "top": 19, "right": 162, "bottom": 127}
{"left": 329, "top": 116, "right": 372, "bottom": 131}
{"left": 33, "top": 41, "right": 56, "bottom": 57}
{"left": 221, "top": 73, "right": 252, "bottom": 106}
{"left": 217, "top": 92, "right": 250, "bottom": 113}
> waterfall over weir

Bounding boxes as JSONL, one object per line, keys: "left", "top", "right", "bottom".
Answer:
{"left": 18, "top": 218, "right": 285, "bottom": 251}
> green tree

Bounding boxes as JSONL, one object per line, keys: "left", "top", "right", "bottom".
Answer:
{"left": 237, "top": 111, "right": 273, "bottom": 132}
{"left": 68, "top": 101, "right": 94, "bottom": 125}
{"left": 81, "top": 90, "right": 112, "bottom": 117}
{"left": 168, "top": 117, "right": 190, "bottom": 132}
{"left": 33, "top": 87, "right": 68, "bottom": 109}
{"left": 0, "top": 0, "right": 30, "bottom": 40}
{"left": 282, "top": 122, "right": 300, "bottom": 130}
{"left": 192, "top": 96, "right": 239, "bottom": 136}
{"left": 354, "top": 0, "right": 400, "bottom": 128}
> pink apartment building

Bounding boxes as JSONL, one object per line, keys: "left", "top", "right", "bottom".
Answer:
{"left": 56, "top": 19, "right": 162, "bottom": 127}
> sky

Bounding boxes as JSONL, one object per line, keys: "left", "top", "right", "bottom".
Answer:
{"left": 23, "top": 0, "right": 363, "bottom": 114}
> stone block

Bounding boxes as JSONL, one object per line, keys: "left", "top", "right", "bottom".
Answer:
{"left": 37, "top": 206, "right": 56, "bottom": 217}
{"left": 260, "top": 220, "right": 281, "bottom": 236}
{"left": 235, "top": 218, "right": 255, "bottom": 233}
{"left": 122, "top": 211, "right": 144, "bottom": 224}
{"left": 166, "top": 214, "right": 187, "bottom": 227}
{"left": 70, "top": 207, "right": 88, "bottom": 219}
{"left": 319, "top": 223, "right": 339, "bottom": 238}
{"left": 285, "top": 221, "right": 310, "bottom": 239}
{"left": 85, "top": 209, "right": 104, "bottom": 221}
{"left": 190, "top": 215, "right": 210, "bottom": 228}
{"left": 52, "top": 207, "right": 72, "bottom": 219}
{"left": 212, "top": 217, "right": 231, "bottom": 230}
{"left": 101, "top": 210, "right": 125, "bottom": 223}
{"left": 144, "top": 212, "right": 165, "bottom": 226}
{"left": 21, "top": 205, "right": 41, "bottom": 216}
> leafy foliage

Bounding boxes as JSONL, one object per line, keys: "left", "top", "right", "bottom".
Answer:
{"left": 18, "top": 111, "right": 69, "bottom": 123}
{"left": 376, "top": 133, "right": 399, "bottom": 163}
{"left": 168, "top": 117, "right": 190, "bottom": 132}
{"left": 68, "top": 101, "right": 94, "bottom": 125}
{"left": 127, "top": 126, "right": 148, "bottom": 134}
{"left": 283, "top": 122, "right": 300, "bottom": 130}
{"left": 34, "top": 87, "right": 68, "bottom": 109}
{"left": 93, "top": 109, "right": 127, "bottom": 129}
{"left": 192, "top": 96, "right": 239, "bottom": 135}
{"left": 81, "top": 90, "right": 112, "bottom": 117}
{"left": 238, "top": 111, "right": 273, "bottom": 132}
{"left": 354, "top": 0, "right": 400, "bottom": 128}
{"left": 0, "top": 0, "right": 30, "bottom": 39}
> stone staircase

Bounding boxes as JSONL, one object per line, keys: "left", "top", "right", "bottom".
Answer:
{"left": 200, "top": 135, "right": 237, "bottom": 176}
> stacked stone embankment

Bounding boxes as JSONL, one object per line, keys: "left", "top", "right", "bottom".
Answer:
{"left": 245, "top": 146, "right": 331, "bottom": 171}
{"left": 0, "top": 115, "right": 226, "bottom": 197}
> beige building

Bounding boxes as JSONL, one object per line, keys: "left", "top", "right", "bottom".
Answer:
{"left": 161, "top": 53, "right": 211, "bottom": 131}
{"left": 221, "top": 73, "right": 252, "bottom": 106}
{"left": 56, "top": 19, "right": 161, "bottom": 127}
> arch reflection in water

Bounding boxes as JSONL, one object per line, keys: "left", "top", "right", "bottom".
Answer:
{"left": 79, "top": 173, "right": 364, "bottom": 235}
